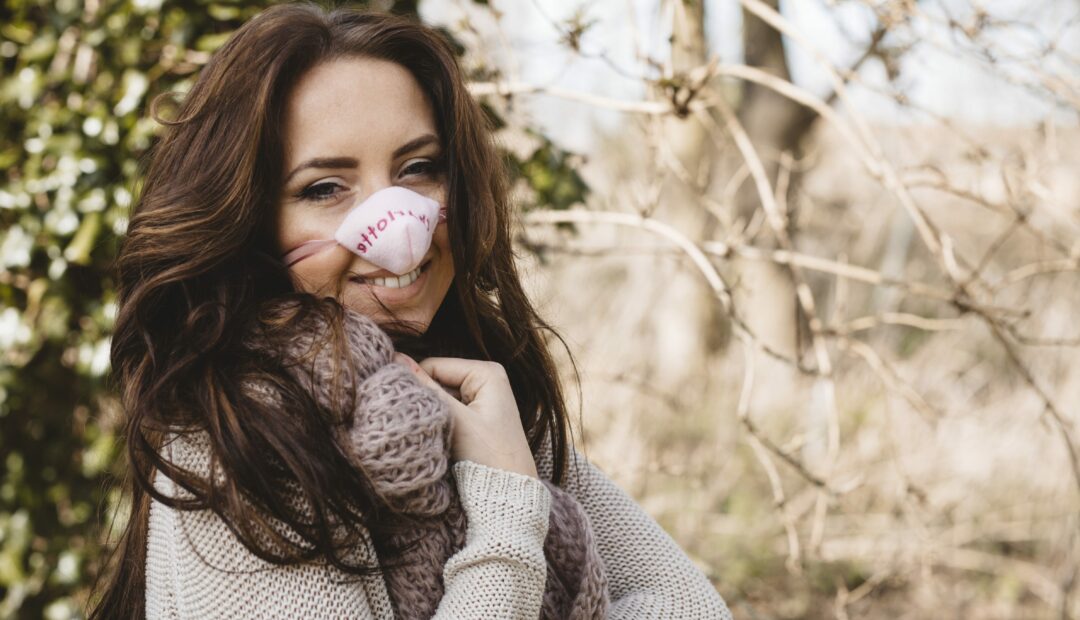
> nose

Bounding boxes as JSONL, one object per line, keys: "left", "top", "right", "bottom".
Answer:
{"left": 333, "top": 186, "right": 442, "bottom": 275}
{"left": 355, "top": 176, "right": 394, "bottom": 205}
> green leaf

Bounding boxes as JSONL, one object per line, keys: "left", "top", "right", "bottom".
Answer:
{"left": 63, "top": 211, "right": 101, "bottom": 265}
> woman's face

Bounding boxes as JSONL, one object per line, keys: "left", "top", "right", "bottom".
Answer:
{"left": 275, "top": 57, "right": 454, "bottom": 331}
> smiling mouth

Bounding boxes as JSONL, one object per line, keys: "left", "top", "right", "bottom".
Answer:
{"left": 349, "top": 259, "right": 431, "bottom": 289}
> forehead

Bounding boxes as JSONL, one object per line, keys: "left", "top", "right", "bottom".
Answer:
{"left": 281, "top": 57, "right": 437, "bottom": 166}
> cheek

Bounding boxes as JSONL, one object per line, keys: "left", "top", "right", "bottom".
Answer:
{"left": 288, "top": 248, "right": 352, "bottom": 294}
{"left": 429, "top": 226, "right": 455, "bottom": 309}
{"left": 432, "top": 226, "right": 454, "bottom": 277}
{"left": 275, "top": 207, "right": 339, "bottom": 254}
{"left": 275, "top": 207, "right": 349, "bottom": 292}
{"left": 433, "top": 225, "right": 451, "bottom": 260}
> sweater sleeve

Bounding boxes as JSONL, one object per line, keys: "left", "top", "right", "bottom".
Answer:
{"left": 431, "top": 459, "right": 553, "bottom": 619}
{"left": 542, "top": 444, "right": 733, "bottom": 619}
{"left": 145, "top": 433, "right": 396, "bottom": 620}
{"left": 145, "top": 474, "right": 394, "bottom": 619}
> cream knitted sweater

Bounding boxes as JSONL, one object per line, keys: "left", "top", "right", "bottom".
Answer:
{"left": 146, "top": 430, "right": 732, "bottom": 619}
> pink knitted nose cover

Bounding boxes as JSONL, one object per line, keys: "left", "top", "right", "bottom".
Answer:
{"left": 282, "top": 186, "right": 446, "bottom": 275}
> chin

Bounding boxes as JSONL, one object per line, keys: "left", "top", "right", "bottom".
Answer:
{"left": 339, "top": 255, "right": 452, "bottom": 330}
{"left": 378, "top": 311, "right": 434, "bottom": 334}
{"left": 338, "top": 298, "right": 431, "bottom": 333}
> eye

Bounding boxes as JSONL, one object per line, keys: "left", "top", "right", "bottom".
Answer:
{"left": 296, "top": 181, "right": 346, "bottom": 203}
{"left": 399, "top": 157, "right": 444, "bottom": 180}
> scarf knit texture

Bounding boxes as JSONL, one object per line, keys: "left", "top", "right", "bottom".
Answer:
{"left": 257, "top": 303, "right": 609, "bottom": 620}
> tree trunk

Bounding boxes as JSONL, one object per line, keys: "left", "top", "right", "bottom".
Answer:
{"left": 642, "top": 0, "right": 721, "bottom": 390}
{"left": 727, "top": 1, "right": 826, "bottom": 468}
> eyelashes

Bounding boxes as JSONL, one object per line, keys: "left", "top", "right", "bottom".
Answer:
{"left": 401, "top": 156, "right": 445, "bottom": 177}
{"left": 293, "top": 157, "right": 447, "bottom": 204}
{"left": 296, "top": 182, "right": 344, "bottom": 202}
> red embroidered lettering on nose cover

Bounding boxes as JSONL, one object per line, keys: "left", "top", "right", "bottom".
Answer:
{"left": 282, "top": 186, "right": 445, "bottom": 274}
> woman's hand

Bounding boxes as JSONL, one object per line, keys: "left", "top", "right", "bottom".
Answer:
{"left": 393, "top": 353, "right": 538, "bottom": 479}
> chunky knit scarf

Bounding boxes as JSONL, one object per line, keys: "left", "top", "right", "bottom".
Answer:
{"left": 255, "top": 301, "right": 609, "bottom": 619}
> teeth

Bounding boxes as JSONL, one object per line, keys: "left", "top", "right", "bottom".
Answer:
{"left": 368, "top": 264, "right": 423, "bottom": 288}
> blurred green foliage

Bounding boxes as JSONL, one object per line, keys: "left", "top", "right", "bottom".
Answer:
{"left": 0, "top": 0, "right": 587, "bottom": 617}
{"left": 511, "top": 132, "right": 588, "bottom": 212}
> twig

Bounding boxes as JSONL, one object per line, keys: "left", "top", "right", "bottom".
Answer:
{"left": 736, "top": 338, "right": 803, "bottom": 573}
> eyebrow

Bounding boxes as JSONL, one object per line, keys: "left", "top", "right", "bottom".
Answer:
{"left": 392, "top": 133, "right": 439, "bottom": 159}
{"left": 282, "top": 133, "right": 440, "bottom": 186}
{"left": 282, "top": 156, "right": 357, "bottom": 186}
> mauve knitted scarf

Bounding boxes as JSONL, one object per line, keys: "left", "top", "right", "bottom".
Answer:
{"left": 254, "top": 301, "right": 609, "bottom": 619}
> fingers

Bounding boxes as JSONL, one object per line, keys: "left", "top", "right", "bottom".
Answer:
{"left": 416, "top": 357, "right": 503, "bottom": 405}
{"left": 393, "top": 352, "right": 422, "bottom": 373}
{"left": 395, "top": 354, "right": 535, "bottom": 478}
{"left": 394, "top": 353, "right": 462, "bottom": 401}
{"left": 415, "top": 356, "right": 470, "bottom": 387}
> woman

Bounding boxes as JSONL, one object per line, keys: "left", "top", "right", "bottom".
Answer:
{"left": 92, "top": 4, "right": 731, "bottom": 618}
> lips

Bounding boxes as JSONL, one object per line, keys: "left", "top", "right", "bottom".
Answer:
{"left": 350, "top": 258, "right": 432, "bottom": 285}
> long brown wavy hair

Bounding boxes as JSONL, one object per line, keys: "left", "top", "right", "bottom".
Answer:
{"left": 91, "top": 3, "right": 577, "bottom": 617}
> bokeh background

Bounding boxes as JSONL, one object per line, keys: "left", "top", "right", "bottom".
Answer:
{"left": 2, "top": 0, "right": 1078, "bottom": 618}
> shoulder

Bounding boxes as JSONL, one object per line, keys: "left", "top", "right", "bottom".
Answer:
{"left": 533, "top": 434, "right": 733, "bottom": 619}
{"left": 146, "top": 430, "right": 392, "bottom": 619}
{"left": 155, "top": 430, "right": 214, "bottom": 485}
{"left": 533, "top": 431, "right": 604, "bottom": 496}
